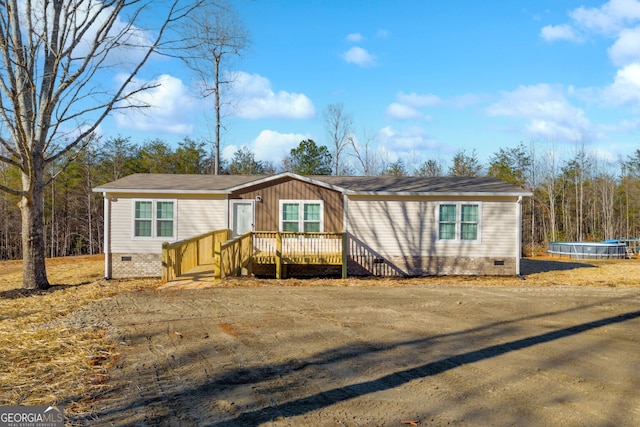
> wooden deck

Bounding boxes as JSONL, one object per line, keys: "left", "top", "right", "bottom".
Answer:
{"left": 163, "top": 230, "right": 347, "bottom": 281}
{"left": 253, "top": 232, "right": 343, "bottom": 265}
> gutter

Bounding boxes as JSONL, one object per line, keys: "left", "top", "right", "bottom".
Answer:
{"left": 103, "top": 192, "right": 111, "bottom": 279}
{"left": 516, "top": 196, "right": 523, "bottom": 277}
{"left": 345, "top": 190, "right": 533, "bottom": 197}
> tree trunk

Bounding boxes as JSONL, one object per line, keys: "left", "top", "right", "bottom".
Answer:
{"left": 20, "top": 170, "right": 50, "bottom": 290}
{"left": 214, "top": 56, "right": 221, "bottom": 175}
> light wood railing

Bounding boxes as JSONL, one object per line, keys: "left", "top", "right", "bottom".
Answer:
{"left": 162, "top": 229, "right": 230, "bottom": 282}
{"left": 164, "top": 230, "right": 347, "bottom": 281}
{"left": 215, "top": 232, "right": 253, "bottom": 279}
{"left": 253, "top": 231, "right": 346, "bottom": 279}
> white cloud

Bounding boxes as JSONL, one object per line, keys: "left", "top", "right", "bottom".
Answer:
{"left": 385, "top": 92, "right": 440, "bottom": 120}
{"left": 229, "top": 71, "right": 315, "bottom": 119}
{"left": 386, "top": 103, "right": 423, "bottom": 120}
{"left": 114, "top": 74, "right": 195, "bottom": 134}
{"left": 346, "top": 32, "right": 364, "bottom": 42}
{"left": 486, "top": 84, "right": 592, "bottom": 142}
{"left": 540, "top": 24, "right": 582, "bottom": 42}
{"left": 396, "top": 92, "right": 442, "bottom": 108}
{"left": 540, "top": 0, "right": 640, "bottom": 70}
{"left": 570, "top": 0, "right": 640, "bottom": 35}
{"left": 603, "top": 63, "right": 640, "bottom": 105}
{"left": 376, "top": 126, "right": 438, "bottom": 154}
{"left": 377, "top": 29, "right": 389, "bottom": 38}
{"left": 249, "top": 130, "right": 311, "bottom": 163}
{"left": 342, "top": 46, "right": 376, "bottom": 67}
{"left": 608, "top": 27, "right": 640, "bottom": 66}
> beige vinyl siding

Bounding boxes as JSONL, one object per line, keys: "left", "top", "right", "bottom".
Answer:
{"left": 346, "top": 196, "right": 517, "bottom": 258}
{"left": 479, "top": 200, "right": 517, "bottom": 257}
{"left": 346, "top": 197, "right": 436, "bottom": 258}
{"left": 109, "top": 194, "right": 228, "bottom": 254}
{"left": 177, "top": 197, "right": 227, "bottom": 239}
{"left": 110, "top": 198, "right": 159, "bottom": 253}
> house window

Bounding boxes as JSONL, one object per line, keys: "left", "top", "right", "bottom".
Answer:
{"left": 438, "top": 203, "right": 480, "bottom": 241}
{"left": 280, "top": 200, "right": 323, "bottom": 232}
{"left": 134, "top": 200, "right": 175, "bottom": 239}
{"left": 438, "top": 204, "right": 457, "bottom": 240}
{"left": 460, "top": 204, "right": 479, "bottom": 240}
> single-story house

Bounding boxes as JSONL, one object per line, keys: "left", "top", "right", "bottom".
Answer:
{"left": 93, "top": 172, "right": 532, "bottom": 279}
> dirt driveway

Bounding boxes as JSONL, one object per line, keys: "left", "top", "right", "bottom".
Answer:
{"left": 75, "top": 278, "right": 640, "bottom": 426}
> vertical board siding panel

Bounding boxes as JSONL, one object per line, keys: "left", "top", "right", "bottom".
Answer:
{"left": 232, "top": 177, "right": 343, "bottom": 232}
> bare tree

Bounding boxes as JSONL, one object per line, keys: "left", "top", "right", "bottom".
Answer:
{"left": 180, "top": 0, "right": 249, "bottom": 175}
{"left": 0, "top": 0, "right": 199, "bottom": 289}
{"left": 350, "top": 129, "right": 381, "bottom": 176}
{"left": 323, "top": 103, "right": 353, "bottom": 175}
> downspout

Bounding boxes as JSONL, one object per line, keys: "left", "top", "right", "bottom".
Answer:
{"left": 343, "top": 193, "right": 349, "bottom": 233}
{"left": 516, "top": 196, "right": 522, "bottom": 277}
{"left": 103, "top": 193, "right": 111, "bottom": 279}
{"left": 342, "top": 193, "right": 349, "bottom": 279}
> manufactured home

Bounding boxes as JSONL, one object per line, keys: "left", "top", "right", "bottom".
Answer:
{"left": 93, "top": 172, "right": 531, "bottom": 279}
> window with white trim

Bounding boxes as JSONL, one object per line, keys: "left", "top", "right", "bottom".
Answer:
{"left": 279, "top": 200, "right": 324, "bottom": 232}
{"left": 438, "top": 202, "right": 480, "bottom": 241}
{"left": 134, "top": 200, "right": 175, "bottom": 239}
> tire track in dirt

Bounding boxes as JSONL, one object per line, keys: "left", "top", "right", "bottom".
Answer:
{"left": 74, "top": 285, "right": 640, "bottom": 426}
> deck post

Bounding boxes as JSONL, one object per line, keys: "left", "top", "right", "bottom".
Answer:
{"left": 235, "top": 239, "right": 241, "bottom": 276}
{"left": 161, "top": 242, "right": 169, "bottom": 283}
{"left": 275, "top": 232, "right": 282, "bottom": 279}
{"left": 247, "top": 233, "right": 254, "bottom": 277}
{"left": 341, "top": 232, "right": 348, "bottom": 279}
{"left": 214, "top": 241, "right": 222, "bottom": 279}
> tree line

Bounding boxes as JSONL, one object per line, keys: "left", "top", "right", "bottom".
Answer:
{"left": 1, "top": 135, "right": 639, "bottom": 260}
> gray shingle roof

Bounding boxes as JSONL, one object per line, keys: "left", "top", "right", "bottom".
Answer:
{"left": 309, "top": 175, "right": 528, "bottom": 194}
{"left": 94, "top": 173, "right": 531, "bottom": 196}
{"left": 93, "top": 173, "right": 260, "bottom": 193}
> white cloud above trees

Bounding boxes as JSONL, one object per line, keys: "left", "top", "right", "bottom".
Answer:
{"left": 386, "top": 92, "right": 441, "bottom": 120}
{"left": 603, "top": 63, "right": 640, "bottom": 105}
{"left": 248, "top": 129, "right": 311, "bottom": 163}
{"left": 228, "top": 71, "right": 316, "bottom": 119}
{"left": 114, "top": 74, "right": 196, "bottom": 134}
{"left": 486, "top": 84, "right": 592, "bottom": 142}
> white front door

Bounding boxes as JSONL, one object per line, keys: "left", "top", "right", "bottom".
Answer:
{"left": 231, "top": 201, "right": 254, "bottom": 237}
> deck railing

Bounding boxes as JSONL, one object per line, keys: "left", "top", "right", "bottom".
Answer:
{"left": 162, "top": 229, "right": 230, "bottom": 282}
{"left": 253, "top": 231, "right": 346, "bottom": 279}
{"left": 164, "top": 230, "right": 347, "bottom": 281}
{"left": 215, "top": 232, "right": 253, "bottom": 279}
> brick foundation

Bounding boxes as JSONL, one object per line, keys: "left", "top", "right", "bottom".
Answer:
{"left": 253, "top": 256, "right": 516, "bottom": 278}
{"left": 348, "top": 255, "right": 516, "bottom": 276}
{"left": 111, "top": 253, "right": 162, "bottom": 279}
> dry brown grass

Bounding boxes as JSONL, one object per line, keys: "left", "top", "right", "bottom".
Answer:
{"left": 163, "top": 255, "right": 640, "bottom": 290}
{"left": 0, "top": 255, "right": 160, "bottom": 415}
{"left": 0, "top": 254, "right": 638, "bottom": 418}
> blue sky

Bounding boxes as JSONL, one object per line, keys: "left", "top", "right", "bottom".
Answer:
{"left": 103, "top": 0, "right": 640, "bottom": 173}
